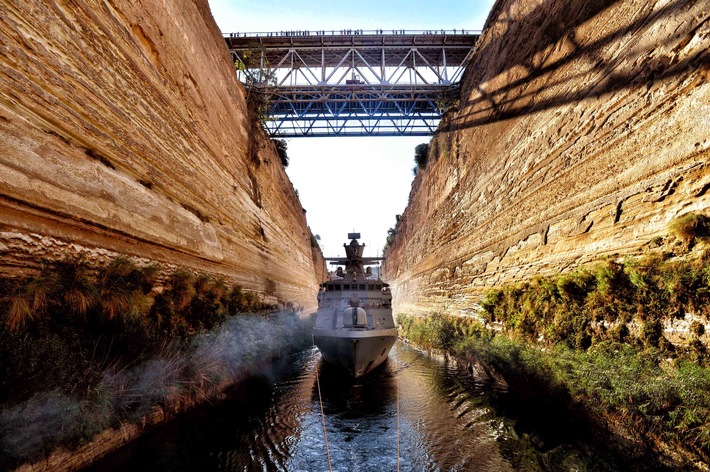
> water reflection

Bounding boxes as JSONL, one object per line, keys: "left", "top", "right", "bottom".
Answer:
{"left": 85, "top": 343, "right": 622, "bottom": 471}
{"left": 296, "top": 360, "right": 400, "bottom": 472}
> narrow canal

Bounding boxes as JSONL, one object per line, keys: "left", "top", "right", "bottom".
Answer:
{"left": 86, "top": 343, "right": 624, "bottom": 471}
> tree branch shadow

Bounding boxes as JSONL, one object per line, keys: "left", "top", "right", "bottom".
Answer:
{"left": 448, "top": 0, "right": 708, "bottom": 132}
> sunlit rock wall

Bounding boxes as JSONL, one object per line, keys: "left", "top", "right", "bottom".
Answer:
{"left": 384, "top": 0, "right": 709, "bottom": 315}
{"left": 0, "top": 0, "right": 323, "bottom": 309}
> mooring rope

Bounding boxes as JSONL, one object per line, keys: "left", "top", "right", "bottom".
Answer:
{"left": 312, "top": 335, "right": 333, "bottom": 471}
{"left": 396, "top": 343, "right": 401, "bottom": 472}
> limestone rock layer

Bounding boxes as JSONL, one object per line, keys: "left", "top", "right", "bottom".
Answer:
{"left": 0, "top": 0, "right": 323, "bottom": 309}
{"left": 384, "top": 0, "right": 710, "bottom": 315}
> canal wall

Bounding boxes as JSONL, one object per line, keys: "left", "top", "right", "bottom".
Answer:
{"left": 0, "top": 0, "right": 324, "bottom": 309}
{"left": 383, "top": 0, "right": 710, "bottom": 316}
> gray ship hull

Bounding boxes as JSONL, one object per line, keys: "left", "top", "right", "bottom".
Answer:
{"left": 313, "top": 328, "right": 397, "bottom": 377}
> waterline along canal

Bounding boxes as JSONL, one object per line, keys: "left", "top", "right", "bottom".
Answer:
{"left": 85, "top": 343, "right": 624, "bottom": 471}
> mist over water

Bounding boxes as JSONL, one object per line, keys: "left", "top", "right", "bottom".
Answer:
{"left": 84, "top": 343, "right": 624, "bottom": 471}
{"left": 0, "top": 312, "right": 311, "bottom": 467}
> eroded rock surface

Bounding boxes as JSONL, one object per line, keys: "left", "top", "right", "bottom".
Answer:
{"left": 0, "top": 0, "right": 324, "bottom": 309}
{"left": 384, "top": 0, "right": 709, "bottom": 315}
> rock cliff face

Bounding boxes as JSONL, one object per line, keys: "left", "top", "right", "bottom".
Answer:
{"left": 384, "top": 0, "right": 709, "bottom": 315}
{"left": 0, "top": 0, "right": 324, "bottom": 309}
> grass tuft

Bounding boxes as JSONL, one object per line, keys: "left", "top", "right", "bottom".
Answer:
{"left": 669, "top": 212, "right": 710, "bottom": 248}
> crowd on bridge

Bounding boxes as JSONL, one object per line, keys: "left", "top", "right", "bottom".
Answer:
{"left": 226, "top": 29, "right": 475, "bottom": 38}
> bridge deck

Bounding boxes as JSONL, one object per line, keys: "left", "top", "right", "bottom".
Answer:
{"left": 225, "top": 32, "right": 479, "bottom": 68}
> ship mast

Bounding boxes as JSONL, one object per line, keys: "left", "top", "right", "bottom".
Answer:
{"left": 325, "top": 233, "right": 382, "bottom": 281}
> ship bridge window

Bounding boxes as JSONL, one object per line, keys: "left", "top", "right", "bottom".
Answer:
{"left": 343, "top": 284, "right": 350, "bottom": 290}
{"left": 359, "top": 284, "right": 366, "bottom": 290}
{"left": 334, "top": 284, "right": 341, "bottom": 291}
{"left": 367, "top": 284, "right": 374, "bottom": 291}
{"left": 376, "top": 284, "right": 382, "bottom": 290}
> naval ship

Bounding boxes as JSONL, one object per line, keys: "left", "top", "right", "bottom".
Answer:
{"left": 312, "top": 233, "right": 398, "bottom": 377}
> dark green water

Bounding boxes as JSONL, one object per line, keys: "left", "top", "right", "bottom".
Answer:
{"left": 85, "top": 343, "right": 623, "bottom": 471}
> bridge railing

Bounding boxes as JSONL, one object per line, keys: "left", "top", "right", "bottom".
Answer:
{"left": 223, "top": 29, "right": 482, "bottom": 38}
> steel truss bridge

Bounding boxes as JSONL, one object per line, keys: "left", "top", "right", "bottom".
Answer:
{"left": 224, "top": 30, "right": 480, "bottom": 137}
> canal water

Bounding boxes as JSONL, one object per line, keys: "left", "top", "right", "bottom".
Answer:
{"left": 86, "top": 343, "right": 623, "bottom": 471}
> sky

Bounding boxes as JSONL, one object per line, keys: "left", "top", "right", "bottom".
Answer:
{"left": 208, "top": 0, "right": 495, "bottom": 257}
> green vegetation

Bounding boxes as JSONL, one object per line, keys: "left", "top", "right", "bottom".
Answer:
{"left": 385, "top": 228, "right": 396, "bottom": 248}
{"left": 478, "top": 251, "right": 710, "bottom": 357}
{"left": 669, "top": 212, "right": 710, "bottom": 249}
{"left": 397, "top": 243, "right": 710, "bottom": 463}
{"left": 272, "top": 138, "right": 288, "bottom": 167}
{"left": 0, "top": 255, "right": 271, "bottom": 402}
{"left": 0, "top": 255, "right": 308, "bottom": 466}
{"left": 235, "top": 44, "right": 277, "bottom": 125}
{"left": 236, "top": 44, "right": 278, "bottom": 166}
{"left": 398, "top": 312, "right": 710, "bottom": 463}
{"left": 383, "top": 215, "right": 401, "bottom": 253}
{"left": 435, "top": 86, "right": 460, "bottom": 113}
{"left": 309, "top": 231, "right": 321, "bottom": 248}
{"left": 414, "top": 143, "right": 430, "bottom": 170}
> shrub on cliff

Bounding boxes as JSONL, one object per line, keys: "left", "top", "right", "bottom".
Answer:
{"left": 188, "top": 275, "right": 229, "bottom": 330}
{"left": 414, "top": 143, "right": 429, "bottom": 170}
{"left": 383, "top": 225, "right": 397, "bottom": 253}
{"left": 669, "top": 212, "right": 710, "bottom": 248}
{"left": 148, "top": 271, "right": 262, "bottom": 337}
{"left": 4, "top": 256, "right": 96, "bottom": 330}
{"left": 479, "top": 253, "right": 710, "bottom": 357}
{"left": 236, "top": 45, "right": 277, "bottom": 126}
{"left": 96, "top": 256, "right": 157, "bottom": 321}
{"left": 272, "top": 138, "right": 289, "bottom": 167}
{"left": 435, "top": 87, "right": 460, "bottom": 113}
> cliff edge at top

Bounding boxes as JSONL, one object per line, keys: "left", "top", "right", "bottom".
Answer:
{"left": 383, "top": 0, "right": 709, "bottom": 315}
{"left": 0, "top": 0, "right": 323, "bottom": 309}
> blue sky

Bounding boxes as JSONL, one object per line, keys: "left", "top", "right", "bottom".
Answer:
{"left": 209, "top": 1, "right": 493, "bottom": 33}
{"left": 207, "top": 1, "right": 494, "bottom": 257}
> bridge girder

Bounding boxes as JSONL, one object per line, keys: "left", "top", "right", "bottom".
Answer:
{"left": 224, "top": 31, "right": 479, "bottom": 137}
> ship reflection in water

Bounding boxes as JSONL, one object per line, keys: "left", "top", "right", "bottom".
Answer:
{"left": 85, "top": 344, "right": 623, "bottom": 471}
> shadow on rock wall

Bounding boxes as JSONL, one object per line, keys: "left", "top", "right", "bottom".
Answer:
{"left": 451, "top": 0, "right": 708, "bottom": 131}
